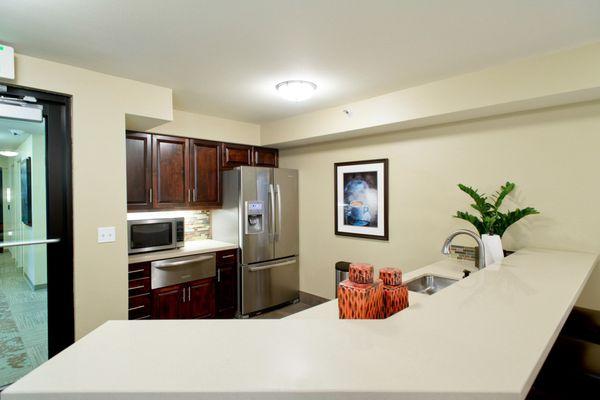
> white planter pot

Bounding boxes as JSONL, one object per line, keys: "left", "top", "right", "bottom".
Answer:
{"left": 481, "top": 234, "right": 504, "bottom": 266}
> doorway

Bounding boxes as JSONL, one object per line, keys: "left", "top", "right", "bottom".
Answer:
{"left": 0, "top": 85, "right": 73, "bottom": 388}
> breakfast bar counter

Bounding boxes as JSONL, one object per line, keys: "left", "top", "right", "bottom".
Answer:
{"left": 2, "top": 248, "right": 597, "bottom": 400}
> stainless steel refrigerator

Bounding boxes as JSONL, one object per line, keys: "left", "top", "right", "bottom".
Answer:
{"left": 212, "top": 166, "right": 299, "bottom": 316}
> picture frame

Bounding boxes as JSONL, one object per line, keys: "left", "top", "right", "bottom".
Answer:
{"left": 334, "top": 158, "right": 388, "bottom": 240}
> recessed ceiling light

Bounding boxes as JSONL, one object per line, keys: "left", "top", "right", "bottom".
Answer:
{"left": 275, "top": 80, "right": 317, "bottom": 102}
{"left": 0, "top": 150, "right": 18, "bottom": 157}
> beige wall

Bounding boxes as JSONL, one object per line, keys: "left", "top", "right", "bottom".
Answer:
{"left": 263, "top": 42, "right": 600, "bottom": 147}
{"left": 279, "top": 100, "right": 600, "bottom": 310}
{"left": 149, "top": 109, "right": 260, "bottom": 145}
{"left": 3, "top": 54, "right": 173, "bottom": 338}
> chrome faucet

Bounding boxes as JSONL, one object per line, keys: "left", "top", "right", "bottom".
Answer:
{"left": 441, "top": 229, "right": 486, "bottom": 269}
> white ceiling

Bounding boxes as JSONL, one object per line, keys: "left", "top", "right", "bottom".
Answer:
{"left": 0, "top": 117, "right": 43, "bottom": 156}
{"left": 1, "top": 0, "right": 600, "bottom": 123}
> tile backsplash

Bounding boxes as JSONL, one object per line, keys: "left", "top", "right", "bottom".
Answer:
{"left": 449, "top": 245, "right": 478, "bottom": 262}
{"left": 184, "top": 211, "right": 211, "bottom": 241}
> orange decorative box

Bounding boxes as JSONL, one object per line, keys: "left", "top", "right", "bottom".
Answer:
{"left": 338, "top": 279, "right": 384, "bottom": 319}
{"left": 382, "top": 285, "right": 409, "bottom": 318}
{"left": 379, "top": 267, "right": 402, "bottom": 286}
{"left": 349, "top": 263, "right": 374, "bottom": 284}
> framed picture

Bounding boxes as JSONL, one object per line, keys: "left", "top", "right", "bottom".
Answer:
{"left": 334, "top": 159, "right": 388, "bottom": 240}
{"left": 21, "top": 157, "right": 32, "bottom": 227}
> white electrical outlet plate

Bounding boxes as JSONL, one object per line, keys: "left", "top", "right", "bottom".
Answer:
{"left": 0, "top": 44, "right": 15, "bottom": 80}
{"left": 97, "top": 226, "right": 116, "bottom": 243}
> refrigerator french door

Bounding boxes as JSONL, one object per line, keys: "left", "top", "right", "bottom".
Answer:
{"left": 215, "top": 166, "right": 299, "bottom": 316}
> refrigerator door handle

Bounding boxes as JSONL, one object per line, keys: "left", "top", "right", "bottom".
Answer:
{"left": 276, "top": 184, "right": 282, "bottom": 241}
{"left": 248, "top": 259, "right": 297, "bottom": 272}
{"left": 268, "top": 183, "right": 276, "bottom": 238}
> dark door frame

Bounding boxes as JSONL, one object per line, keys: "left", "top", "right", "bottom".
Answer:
{"left": 2, "top": 84, "right": 74, "bottom": 356}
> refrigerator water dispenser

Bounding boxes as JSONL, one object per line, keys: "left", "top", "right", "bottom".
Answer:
{"left": 245, "top": 200, "right": 264, "bottom": 234}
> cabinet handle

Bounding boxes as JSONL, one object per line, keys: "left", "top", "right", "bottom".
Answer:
{"left": 128, "top": 269, "right": 145, "bottom": 274}
{"left": 149, "top": 188, "right": 153, "bottom": 203}
{"left": 188, "top": 189, "right": 191, "bottom": 202}
{"left": 128, "top": 305, "right": 145, "bottom": 312}
{"left": 193, "top": 188, "right": 197, "bottom": 202}
{"left": 221, "top": 254, "right": 235, "bottom": 259}
{"left": 182, "top": 288, "right": 185, "bottom": 303}
{"left": 129, "top": 285, "right": 145, "bottom": 291}
{"left": 188, "top": 286, "right": 191, "bottom": 302}
{"left": 217, "top": 269, "right": 221, "bottom": 282}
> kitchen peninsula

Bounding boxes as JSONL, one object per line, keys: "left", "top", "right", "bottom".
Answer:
{"left": 2, "top": 248, "right": 597, "bottom": 400}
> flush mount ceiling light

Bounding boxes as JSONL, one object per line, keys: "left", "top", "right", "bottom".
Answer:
{"left": 0, "top": 150, "right": 18, "bottom": 157}
{"left": 275, "top": 80, "right": 317, "bottom": 102}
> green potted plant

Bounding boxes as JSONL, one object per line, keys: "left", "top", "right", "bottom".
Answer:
{"left": 454, "top": 182, "right": 539, "bottom": 264}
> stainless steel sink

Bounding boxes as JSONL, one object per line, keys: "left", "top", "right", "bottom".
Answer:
{"left": 404, "top": 274, "right": 458, "bottom": 295}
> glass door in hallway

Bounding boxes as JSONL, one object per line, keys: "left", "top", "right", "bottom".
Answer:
{"left": 0, "top": 86, "right": 73, "bottom": 389}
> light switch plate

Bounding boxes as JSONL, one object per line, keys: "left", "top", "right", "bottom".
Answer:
{"left": 97, "top": 226, "right": 116, "bottom": 243}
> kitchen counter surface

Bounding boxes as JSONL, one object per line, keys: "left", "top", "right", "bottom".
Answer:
{"left": 3, "top": 248, "right": 598, "bottom": 400}
{"left": 128, "top": 239, "right": 237, "bottom": 264}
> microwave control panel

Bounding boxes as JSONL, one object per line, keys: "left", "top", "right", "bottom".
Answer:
{"left": 245, "top": 200, "right": 264, "bottom": 234}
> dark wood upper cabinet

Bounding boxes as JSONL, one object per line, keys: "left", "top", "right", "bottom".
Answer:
{"left": 189, "top": 139, "right": 221, "bottom": 207}
{"left": 126, "top": 132, "right": 278, "bottom": 211}
{"left": 126, "top": 132, "right": 153, "bottom": 210}
{"left": 253, "top": 146, "right": 279, "bottom": 167}
{"left": 221, "top": 143, "right": 252, "bottom": 170}
{"left": 153, "top": 134, "right": 189, "bottom": 209}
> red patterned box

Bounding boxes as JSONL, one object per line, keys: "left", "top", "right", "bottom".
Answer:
{"left": 379, "top": 267, "right": 402, "bottom": 286}
{"left": 349, "top": 263, "right": 374, "bottom": 284}
{"left": 382, "top": 285, "right": 409, "bottom": 318}
{"left": 338, "top": 279, "right": 384, "bottom": 319}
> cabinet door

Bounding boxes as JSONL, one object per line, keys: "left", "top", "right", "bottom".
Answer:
{"left": 152, "top": 284, "right": 183, "bottom": 319}
{"left": 153, "top": 135, "right": 189, "bottom": 208}
{"left": 126, "top": 132, "right": 152, "bottom": 210}
{"left": 221, "top": 143, "right": 252, "bottom": 170}
{"left": 189, "top": 139, "right": 221, "bottom": 207}
{"left": 188, "top": 278, "right": 215, "bottom": 319}
{"left": 253, "top": 147, "right": 278, "bottom": 167}
{"left": 216, "top": 264, "right": 237, "bottom": 318}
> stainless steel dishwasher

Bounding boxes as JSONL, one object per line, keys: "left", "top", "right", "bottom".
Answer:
{"left": 151, "top": 253, "right": 216, "bottom": 289}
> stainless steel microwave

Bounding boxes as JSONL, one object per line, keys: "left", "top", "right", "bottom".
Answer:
{"left": 127, "top": 217, "right": 184, "bottom": 254}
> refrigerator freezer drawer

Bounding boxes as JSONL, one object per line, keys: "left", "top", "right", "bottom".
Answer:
{"left": 241, "top": 256, "right": 299, "bottom": 315}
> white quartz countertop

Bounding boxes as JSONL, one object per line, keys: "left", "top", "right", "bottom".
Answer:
{"left": 3, "top": 248, "right": 597, "bottom": 400}
{"left": 128, "top": 239, "right": 237, "bottom": 264}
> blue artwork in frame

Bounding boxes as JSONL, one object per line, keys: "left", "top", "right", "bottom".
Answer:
{"left": 21, "top": 157, "right": 32, "bottom": 227}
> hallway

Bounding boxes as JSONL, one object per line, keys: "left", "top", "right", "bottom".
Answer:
{"left": 0, "top": 251, "right": 47, "bottom": 388}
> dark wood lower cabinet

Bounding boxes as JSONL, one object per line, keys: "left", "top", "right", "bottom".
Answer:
{"left": 188, "top": 279, "right": 215, "bottom": 319}
{"left": 152, "top": 284, "right": 181, "bottom": 319}
{"left": 216, "top": 249, "right": 238, "bottom": 319}
{"left": 130, "top": 249, "right": 238, "bottom": 320}
{"left": 128, "top": 262, "right": 152, "bottom": 320}
{"left": 151, "top": 278, "right": 215, "bottom": 320}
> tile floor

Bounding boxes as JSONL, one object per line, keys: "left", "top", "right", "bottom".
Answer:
{"left": 0, "top": 252, "right": 47, "bottom": 388}
{"left": 251, "top": 302, "right": 313, "bottom": 319}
